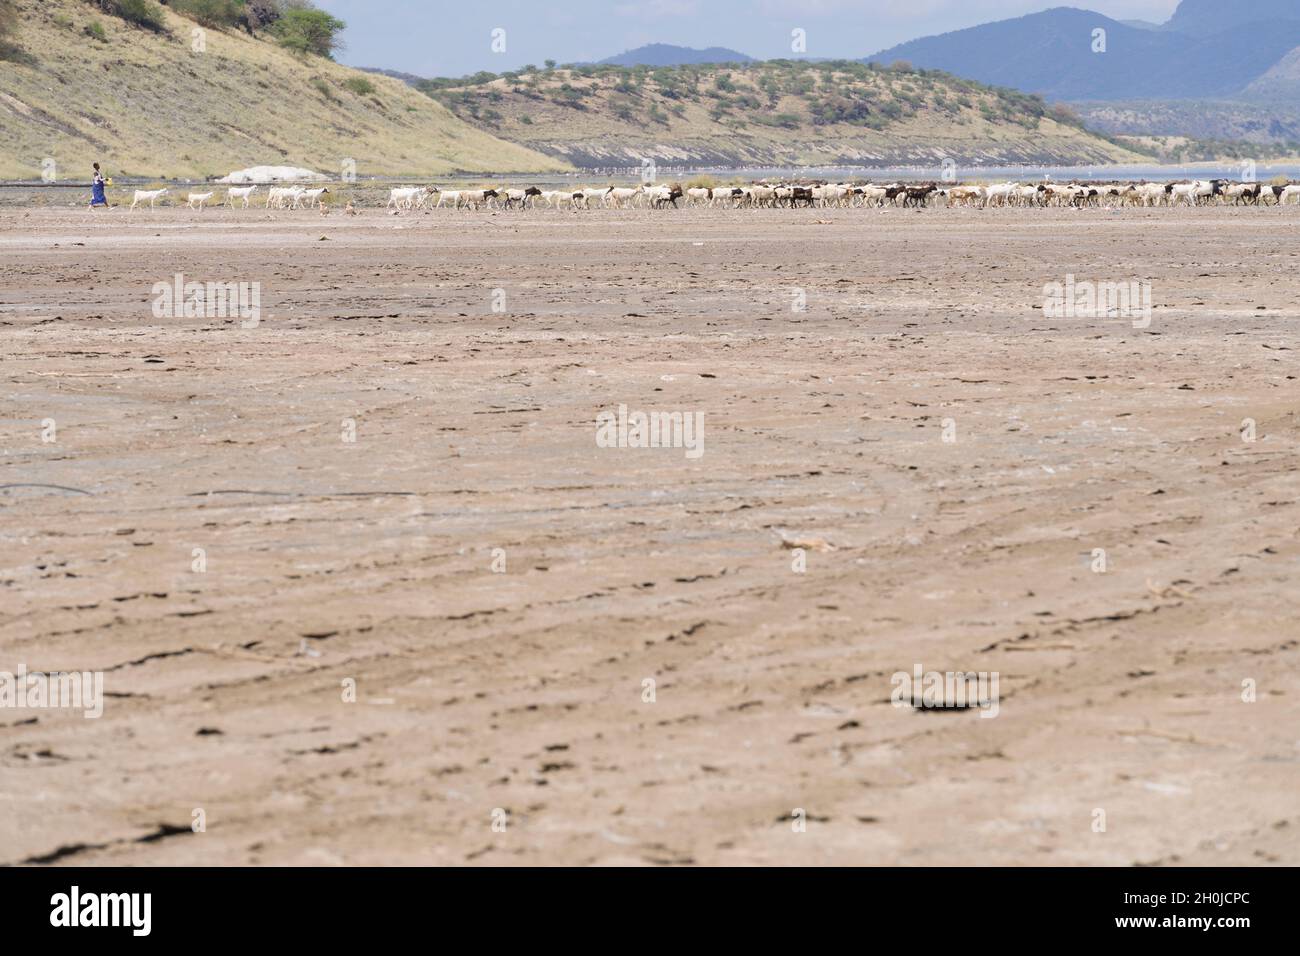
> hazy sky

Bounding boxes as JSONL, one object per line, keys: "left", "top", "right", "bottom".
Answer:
{"left": 315, "top": 1, "right": 1183, "bottom": 78}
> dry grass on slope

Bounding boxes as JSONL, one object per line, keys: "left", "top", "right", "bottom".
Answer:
{"left": 0, "top": 0, "right": 569, "bottom": 180}
{"left": 427, "top": 61, "right": 1148, "bottom": 168}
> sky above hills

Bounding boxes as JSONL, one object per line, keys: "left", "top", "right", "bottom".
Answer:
{"left": 316, "top": 1, "right": 1182, "bottom": 78}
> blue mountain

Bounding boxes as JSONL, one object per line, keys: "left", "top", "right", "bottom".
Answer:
{"left": 867, "top": 3, "right": 1300, "bottom": 101}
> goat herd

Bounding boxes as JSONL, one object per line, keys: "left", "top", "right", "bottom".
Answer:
{"left": 381, "top": 179, "right": 1300, "bottom": 211}
{"left": 118, "top": 178, "right": 1300, "bottom": 213}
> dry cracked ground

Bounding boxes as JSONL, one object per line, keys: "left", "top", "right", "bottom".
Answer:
{"left": 1, "top": 202, "right": 1298, "bottom": 865}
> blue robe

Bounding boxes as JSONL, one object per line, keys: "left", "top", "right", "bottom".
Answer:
{"left": 91, "top": 177, "right": 107, "bottom": 206}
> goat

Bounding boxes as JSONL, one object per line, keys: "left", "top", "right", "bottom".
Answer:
{"left": 130, "top": 188, "right": 168, "bottom": 211}
{"left": 227, "top": 185, "right": 258, "bottom": 209}
{"left": 645, "top": 184, "right": 684, "bottom": 208}
{"left": 387, "top": 187, "right": 422, "bottom": 210}
{"left": 502, "top": 187, "right": 542, "bottom": 209}
{"left": 296, "top": 187, "right": 330, "bottom": 210}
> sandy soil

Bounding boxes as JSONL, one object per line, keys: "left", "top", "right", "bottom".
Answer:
{"left": 1, "top": 203, "right": 1298, "bottom": 866}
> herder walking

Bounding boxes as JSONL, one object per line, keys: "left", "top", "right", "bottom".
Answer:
{"left": 88, "top": 162, "right": 109, "bottom": 210}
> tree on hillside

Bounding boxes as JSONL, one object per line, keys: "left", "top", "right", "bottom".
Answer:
{"left": 272, "top": 6, "right": 345, "bottom": 58}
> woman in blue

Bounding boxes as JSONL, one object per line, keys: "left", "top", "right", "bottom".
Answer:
{"left": 88, "top": 162, "right": 108, "bottom": 210}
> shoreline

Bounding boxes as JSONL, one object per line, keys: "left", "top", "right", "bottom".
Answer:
{"left": 6, "top": 158, "right": 1300, "bottom": 190}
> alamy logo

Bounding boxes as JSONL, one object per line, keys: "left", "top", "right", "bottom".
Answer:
{"left": 891, "top": 664, "right": 1000, "bottom": 719}
{"left": 596, "top": 404, "right": 705, "bottom": 459}
{"left": 1042, "top": 275, "right": 1151, "bottom": 328}
{"left": 50, "top": 886, "right": 151, "bottom": 936}
{"left": 0, "top": 666, "right": 103, "bottom": 718}
{"left": 152, "top": 273, "right": 261, "bottom": 328}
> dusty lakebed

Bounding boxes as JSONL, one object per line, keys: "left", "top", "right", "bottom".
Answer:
{"left": 1, "top": 204, "right": 1298, "bottom": 865}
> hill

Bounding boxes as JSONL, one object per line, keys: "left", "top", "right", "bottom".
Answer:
{"left": 867, "top": 4, "right": 1300, "bottom": 102}
{"left": 1243, "top": 46, "right": 1300, "bottom": 101}
{"left": 0, "top": 0, "right": 568, "bottom": 180}
{"left": 598, "top": 44, "right": 753, "bottom": 67}
{"left": 359, "top": 66, "right": 428, "bottom": 87}
{"left": 422, "top": 60, "right": 1144, "bottom": 169}
{"left": 1164, "top": 0, "right": 1300, "bottom": 36}
{"left": 1075, "top": 98, "right": 1300, "bottom": 146}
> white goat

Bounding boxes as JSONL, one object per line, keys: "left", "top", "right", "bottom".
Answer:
{"left": 227, "top": 185, "right": 258, "bottom": 209}
{"left": 130, "top": 188, "right": 168, "bottom": 211}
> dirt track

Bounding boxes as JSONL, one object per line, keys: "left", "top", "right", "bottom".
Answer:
{"left": 2, "top": 204, "right": 1298, "bottom": 865}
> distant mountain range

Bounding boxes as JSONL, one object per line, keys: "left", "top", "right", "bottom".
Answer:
{"left": 866, "top": 3, "right": 1300, "bottom": 102}
{"left": 360, "top": 67, "right": 427, "bottom": 86}
{"left": 597, "top": 44, "right": 753, "bottom": 67}
{"left": 362, "top": 45, "right": 755, "bottom": 83}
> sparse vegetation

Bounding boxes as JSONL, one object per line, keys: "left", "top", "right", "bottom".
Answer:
{"left": 1117, "top": 134, "right": 1299, "bottom": 163}
{"left": 423, "top": 59, "right": 1084, "bottom": 134}
{"left": 0, "top": 0, "right": 20, "bottom": 58}
{"left": 419, "top": 58, "right": 1139, "bottom": 168}
{"left": 3, "top": 0, "right": 564, "bottom": 179}
{"left": 90, "top": 0, "right": 314, "bottom": 38}
{"left": 87, "top": 0, "right": 166, "bottom": 33}
{"left": 310, "top": 76, "right": 337, "bottom": 102}
{"left": 170, "top": 0, "right": 245, "bottom": 29}
{"left": 754, "top": 112, "right": 801, "bottom": 130}
{"left": 342, "top": 76, "right": 376, "bottom": 96}
{"left": 84, "top": 19, "right": 107, "bottom": 42}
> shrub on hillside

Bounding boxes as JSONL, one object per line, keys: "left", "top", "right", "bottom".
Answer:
{"left": 609, "top": 94, "right": 635, "bottom": 122}
{"left": 1049, "top": 102, "right": 1083, "bottom": 128}
{"left": 88, "top": 0, "right": 167, "bottom": 32}
{"left": 171, "top": 0, "right": 244, "bottom": 29}
{"left": 754, "top": 113, "right": 801, "bottom": 130}
{"left": 810, "top": 95, "right": 872, "bottom": 126}
{"left": 342, "top": 76, "right": 376, "bottom": 96}
{"left": 310, "top": 77, "right": 337, "bottom": 102}
{"left": 554, "top": 83, "right": 586, "bottom": 108}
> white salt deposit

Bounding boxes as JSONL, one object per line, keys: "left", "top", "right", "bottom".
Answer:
{"left": 217, "top": 166, "right": 328, "bottom": 184}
